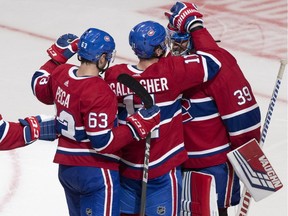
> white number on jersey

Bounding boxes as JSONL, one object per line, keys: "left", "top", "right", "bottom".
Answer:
{"left": 234, "top": 86, "right": 252, "bottom": 105}
{"left": 58, "top": 110, "right": 108, "bottom": 140}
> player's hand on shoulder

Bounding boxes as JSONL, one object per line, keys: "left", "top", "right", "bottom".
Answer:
{"left": 47, "top": 33, "right": 79, "bottom": 64}
{"left": 126, "top": 105, "right": 160, "bottom": 141}
{"left": 19, "top": 115, "right": 58, "bottom": 144}
{"left": 165, "top": 1, "right": 203, "bottom": 33}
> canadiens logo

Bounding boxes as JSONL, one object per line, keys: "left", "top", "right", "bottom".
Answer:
{"left": 182, "top": 98, "right": 194, "bottom": 123}
{"left": 147, "top": 29, "right": 155, "bottom": 36}
{"left": 157, "top": 206, "right": 166, "bottom": 215}
{"left": 104, "top": 35, "right": 111, "bottom": 42}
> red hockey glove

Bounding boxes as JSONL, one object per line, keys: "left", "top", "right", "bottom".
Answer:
{"left": 47, "top": 33, "right": 79, "bottom": 64}
{"left": 165, "top": 2, "right": 203, "bottom": 33}
{"left": 126, "top": 105, "right": 160, "bottom": 141}
{"left": 19, "top": 115, "right": 57, "bottom": 144}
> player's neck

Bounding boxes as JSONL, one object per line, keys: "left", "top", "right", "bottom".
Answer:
{"left": 77, "top": 64, "right": 99, "bottom": 77}
{"left": 137, "top": 58, "right": 159, "bottom": 70}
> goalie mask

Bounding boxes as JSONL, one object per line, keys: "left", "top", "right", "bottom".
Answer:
{"left": 78, "top": 28, "right": 116, "bottom": 64}
{"left": 129, "top": 21, "right": 167, "bottom": 59}
{"left": 167, "top": 31, "right": 192, "bottom": 56}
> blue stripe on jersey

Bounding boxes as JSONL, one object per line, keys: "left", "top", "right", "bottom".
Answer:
{"left": 118, "top": 106, "right": 130, "bottom": 121}
{"left": 158, "top": 98, "right": 182, "bottom": 122}
{"left": 120, "top": 144, "right": 186, "bottom": 170}
{"left": 222, "top": 106, "right": 261, "bottom": 134}
{"left": 31, "top": 70, "right": 47, "bottom": 94}
{"left": 187, "top": 144, "right": 231, "bottom": 158}
{"left": 56, "top": 148, "right": 120, "bottom": 162}
{"left": 88, "top": 131, "right": 113, "bottom": 150}
{"left": 0, "top": 119, "right": 7, "bottom": 142}
{"left": 56, "top": 120, "right": 88, "bottom": 141}
{"left": 182, "top": 97, "right": 218, "bottom": 120}
{"left": 197, "top": 51, "right": 222, "bottom": 81}
{"left": 57, "top": 116, "right": 118, "bottom": 151}
{"left": 118, "top": 96, "right": 182, "bottom": 123}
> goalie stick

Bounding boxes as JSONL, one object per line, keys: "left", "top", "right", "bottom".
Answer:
{"left": 117, "top": 74, "right": 153, "bottom": 216}
{"left": 236, "top": 59, "right": 287, "bottom": 216}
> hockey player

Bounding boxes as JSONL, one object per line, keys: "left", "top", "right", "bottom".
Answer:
{"left": 165, "top": 2, "right": 261, "bottom": 215}
{"left": 104, "top": 18, "right": 223, "bottom": 215}
{"left": 0, "top": 114, "right": 56, "bottom": 150}
{"left": 31, "top": 28, "right": 160, "bottom": 216}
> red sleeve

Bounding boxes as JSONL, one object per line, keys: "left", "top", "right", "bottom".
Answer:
{"left": 99, "top": 125, "right": 134, "bottom": 154}
{"left": 40, "top": 59, "right": 59, "bottom": 72}
{"left": 32, "top": 60, "right": 59, "bottom": 105}
{"left": 0, "top": 119, "right": 26, "bottom": 150}
{"left": 191, "top": 28, "right": 220, "bottom": 51}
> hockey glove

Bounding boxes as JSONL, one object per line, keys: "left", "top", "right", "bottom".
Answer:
{"left": 166, "top": 23, "right": 178, "bottom": 38}
{"left": 47, "top": 33, "right": 79, "bottom": 64}
{"left": 126, "top": 105, "right": 160, "bottom": 141}
{"left": 165, "top": 2, "right": 203, "bottom": 33}
{"left": 19, "top": 115, "right": 57, "bottom": 144}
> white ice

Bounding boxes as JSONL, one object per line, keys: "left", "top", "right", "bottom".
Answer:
{"left": 0, "top": 0, "right": 286, "bottom": 215}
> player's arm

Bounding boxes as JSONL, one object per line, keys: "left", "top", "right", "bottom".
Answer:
{"left": 166, "top": 2, "right": 223, "bottom": 79}
{"left": 31, "top": 33, "right": 79, "bottom": 104}
{"left": 0, "top": 114, "right": 57, "bottom": 150}
{"left": 164, "top": 3, "right": 222, "bottom": 89}
{"left": 86, "top": 105, "right": 160, "bottom": 154}
{"left": 166, "top": 2, "right": 220, "bottom": 51}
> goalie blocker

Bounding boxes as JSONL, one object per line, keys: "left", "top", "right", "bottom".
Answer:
{"left": 227, "top": 139, "right": 283, "bottom": 202}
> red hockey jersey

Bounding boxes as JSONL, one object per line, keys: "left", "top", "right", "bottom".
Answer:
{"left": 104, "top": 28, "right": 222, "bottom": 180}
{"left": 181, "top": 88, "right": 232, "bottom": 169}
{"left": 182, "top": 30, "right": 261, "bottom": 169}
{"left": 32, "top": 61, "right": 135, "bottom": 170}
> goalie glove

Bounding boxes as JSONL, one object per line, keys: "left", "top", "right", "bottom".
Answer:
{"left": 47, "top": 33, "right": 79, "bottom": 64}
{"left": 126, "top": 105, "right": 160, "bottom": 141}
{"left": 165, "top": 2, "right": 203, "bottom": 33}
{"left": 19, "top": 115, "right": 57, "bottom": 144}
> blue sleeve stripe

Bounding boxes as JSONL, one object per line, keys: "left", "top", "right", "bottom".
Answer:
{"left": 222, "top": 106, "right": 261, "bottom": 133}
{"left": 221, "top": 104, "right": 259, "bottom": 120}
{"left": 31, "top": 70, "right": 50, "bottom": 95}
{"left": 0, "top": 120, "right": 9, "bottom": 142}
{"left": 197, "top": 51, "right": 221, "bottom": 81}
{"left": 86, "top": 128, "right": 111, "bottom": 136}
{"left": 228, "top": 122, "right": 261, "bottom": 137}
{"left": 88, "top": 131, "right": 114, "bottom": 151}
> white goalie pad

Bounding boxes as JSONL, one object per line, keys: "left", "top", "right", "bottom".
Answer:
{"left": 227, "top": 139, "right": 283, "bottom": 202}
{"left": 181, "top": 171, "right": 218, "bottom": 216}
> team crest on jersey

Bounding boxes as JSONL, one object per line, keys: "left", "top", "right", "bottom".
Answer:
{"left": 157, "top": 206, "right": 166, "bottom": 215}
